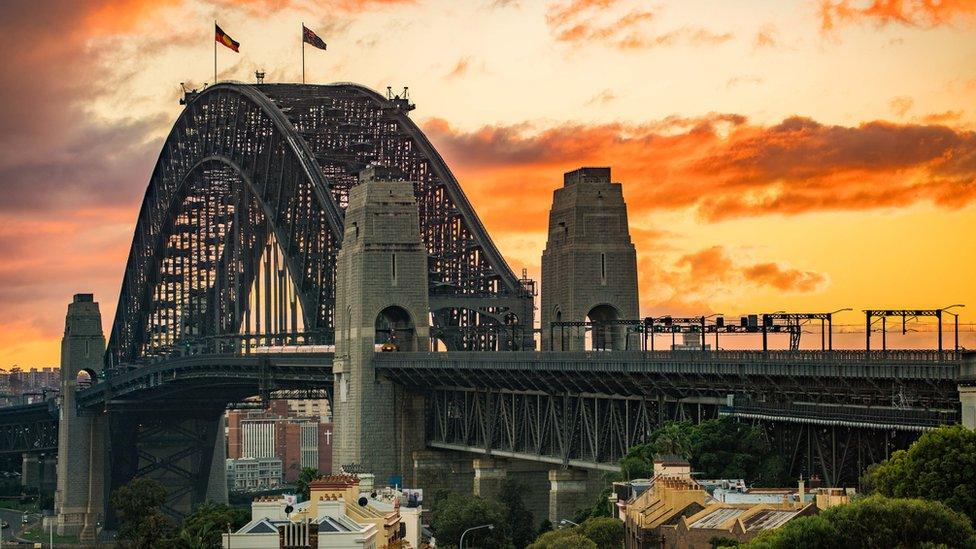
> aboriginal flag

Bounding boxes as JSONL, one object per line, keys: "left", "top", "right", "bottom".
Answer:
{"left": 303, "top": 25, "right": 327, "bottom": 50}
{"left": 215, "top": 23, "right": 240, "bottom": 52}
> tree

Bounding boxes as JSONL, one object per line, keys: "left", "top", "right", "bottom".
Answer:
{"left": 527, "top": 528, "right": 579, "bottom": 549}
{"left": 709, "top": 536, "right": 741, "bottom": 548}
{"left": 110, "top": 478, "right": 174, "bottom": 548}
{"left": 742, "top": 496, "right": 976, "bottom": 549}
{"left": 498, "top": 479, "right": 535, "bottom": 548}
{"left": 294, "top": 467, "right": 320, "bottom": 501}
{"left": 867, "top": 424, "right": 976, "bottom": 524}
{"left": 578, "top": 517, "right": 623, "bottom": 548}
{"left": 536, "top": 518, "right": 554, "bottom": 537}
{"left": 620, "top": 418, "right": 787, "bottom": 486}
{"left": 430, "top": 492, "right": 512, "bottom": 548}
{"left": 178, "top": 501, "right": 249, "bottom": 548}
{"left": 549, "top": 534, "right": 597, "bottom": 549}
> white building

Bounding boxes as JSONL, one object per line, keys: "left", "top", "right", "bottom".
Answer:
{"left": 226, "top": 457, "right": 283, "bottom": 492}
{"left": 223, "top": 496, "right": 377, "bottom": 549}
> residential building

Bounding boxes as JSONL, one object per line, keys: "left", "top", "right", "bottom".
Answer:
{"left": 223, "top": 495, "right": 376, "bottom": 549}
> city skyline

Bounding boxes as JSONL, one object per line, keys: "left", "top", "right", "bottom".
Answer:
{"left": 2, "top": 0, "right": 975, "bottom": 367}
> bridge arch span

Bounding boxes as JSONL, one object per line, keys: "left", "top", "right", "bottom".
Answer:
{"left": 108, "top": 83, "right": 532, "bottom": 365}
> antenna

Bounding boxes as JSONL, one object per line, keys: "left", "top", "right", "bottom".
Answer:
{"left": 255, "top": 70, "right": 266, "bottom": 84}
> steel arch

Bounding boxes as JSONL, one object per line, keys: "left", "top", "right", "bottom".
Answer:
{"left": 108, "top": 83, "right": 531, "bottom": 365}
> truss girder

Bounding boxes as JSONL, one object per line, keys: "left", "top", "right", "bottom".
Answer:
{"left": 108, "top": 83, "right": 531, "bottom": 365}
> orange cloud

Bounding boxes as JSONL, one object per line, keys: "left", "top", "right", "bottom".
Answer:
{"left": 888, "top": 95, "right": 914, "bottom": 117}
{"left": 754, "top": 23, "right": 778, "bottom": 47}
{"left": 742, "top": 263, "right": 827, "bottom": 292}
{"left": 423, "top": 115, "right": 976, "bottom": 230}
{"left": 447, "top": 57, "right": 471, "bottom": 78}
{"left": 819, "top": 0, "right": 976, "bottom": 31}
{"left": 545, "top": 0, "right": 731, "bottom": 50}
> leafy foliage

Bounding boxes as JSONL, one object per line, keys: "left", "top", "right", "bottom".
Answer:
{"left": 293, "top": 467, "right": 320, "bottom": 501}
{"left": 528, "top": 527, "right": 580, "bottom": 549}
{"left": 620, "top": 418, "right": 787, "bottom": 486}
{"left": 742, "top": 495, "right": 976, "bottom": 549}
{"left": 867, "top": 424, "right": 976, "bottom": 524}
{"left": 528, "top": 517, "right": 623, "bottom": 549}
{"left": 499, "top": 479, "right": 536, "bottom": 548}
{"left": 709, "top": 536, "right": 741, "bottom": 548}
{"left": 110, "top": 477, "right": 174, "bottom": 548}
{"left": 430, "top": 491, "right": 512, "bottom": 548}
{"left": 578, "top": 516, "right": 624, "bottom": 548}
{"left": 549, "top": 534, "right": 598, "bottom": 549}
{"left": 177, "top": 501, "right": 249, "bottom": 548}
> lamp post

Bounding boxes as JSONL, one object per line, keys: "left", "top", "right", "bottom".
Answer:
{"left": 942, "top": 304, "right": 965, "bottom": 355}
{"left": 459, "top": 524, "right": 494, "bottom": 548}
{"left": 559, "top": 519, "right": 579, "bottom": 528}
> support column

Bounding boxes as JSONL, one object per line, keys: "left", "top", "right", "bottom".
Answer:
{"left": 41, "top": 455, "right": 57, "bottom": 493}
{"left": 411, "top": 450, "right": 473, "bottom": 507}
{"left": 541, "top": 168, "right": 639, "bottom": 351}
{"left": 549, "top": 469, "right": 589, "bottom": 524}
{"left": 55, "top": 294, "right": 106, "bottom": 542}
{"left": 332, "top": 168, "right": 430, "bottom": 483}
{"left": 22, "top": 454, "right": 40, "bottom": 489}
{"left": 473, "top": 459, "right": 508, "bottom": 501}
{"left": 960, "top": 386, "right": 976, "bottom": 429}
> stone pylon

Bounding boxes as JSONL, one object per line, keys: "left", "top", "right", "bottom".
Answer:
{"left": 332, "top": 167, "right": 430, "bottom": 484}
{"left": 541, "top": 167, "right": 639, "bottom": 351}
{"left": 55, "top": 294, "right": 105, "bottom": 541}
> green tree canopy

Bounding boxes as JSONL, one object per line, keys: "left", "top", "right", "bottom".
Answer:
{"left": 578, "top": 516, "right": 624, "bottom": 548}
{"left": 527, "top": 527, "right": 579, "bottom": 549}
{"left": 743, "top": 495, "right": 976, "bottom": 549}
{"left": 498, "top": 479, "right": 535, "bottom": 549}
{"left": 430, "top": 492, "right": 512, "bottom": 548}
{"left": 177, "top": 501, "right": 249, "bottom": 548}
{"left": 620, "top": 418, "right": 787, "bottom": 486}
{"left": 110, "top": 478, "right": 174, "bottom": 548}
{"left": 294, "top": 467, "right": 320, "bottom": 501}
{"left": 867, "top": 424, "right": 976, "bottom": 524}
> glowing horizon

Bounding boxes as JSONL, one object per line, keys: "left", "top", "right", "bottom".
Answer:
{"left": 0, "top": 0, "right": 974, "bottom": 367}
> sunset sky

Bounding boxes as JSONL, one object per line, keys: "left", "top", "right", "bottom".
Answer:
{"left": 1, "top": 0, "right": 974, "bottom": 367}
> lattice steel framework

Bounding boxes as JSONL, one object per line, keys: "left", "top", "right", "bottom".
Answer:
{"left": 107, "top": 83, "right": 531, "bottom": 365}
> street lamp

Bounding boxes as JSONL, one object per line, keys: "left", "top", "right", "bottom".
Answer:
{"left": 459, "top": 524, "right": 494, "bottom": 548}
{"left": 942, "top": 304, "right": 965, "bottom": 354}
{"left": 559, "top": 519, "right": 579, "bottom": 528}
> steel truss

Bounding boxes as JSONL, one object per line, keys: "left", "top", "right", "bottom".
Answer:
{"left": 427, "top": 388, "right": 718, "bottom": 470}
{"left": 108, "top": 83, "right": 532, "bottom": 366}
{"left": 0, "top": 403, "right": 57, "bottom": 455}
{"left": 426, "top": 387, "right": 938, "bottom": 483}
{"left": 750, "top": 419, "right": 924, "bottom": 488}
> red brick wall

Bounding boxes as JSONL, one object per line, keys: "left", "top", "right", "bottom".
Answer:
{"left": 227, "top": 410, "right": 242, "bottom": 459}
{"left": 318, "top": 422, "right": 333, "bottom": 474}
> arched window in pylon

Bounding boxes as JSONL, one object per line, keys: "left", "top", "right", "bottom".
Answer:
{"left": 587, "top": 304, "right": 621, "bottom": 351}
{"left": 375, "top": 306, "right": 415, "bottom": 352}
{"left": 76, "top": 369, "right": 97, "bottom": 389}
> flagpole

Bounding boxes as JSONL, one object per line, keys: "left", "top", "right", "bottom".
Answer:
{"left": 214, "top": 20, "right": 217, "bottom": 85}
{"left": 302, "top": 22, "right": 306, "bottom": 84}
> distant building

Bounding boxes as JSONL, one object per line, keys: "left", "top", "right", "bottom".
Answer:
{"left": 0, "top": 367, "right": 59, "bottom": 406}
{"left": 227, "top": 400, "right": 334, "bottom": 488}
{"left": 226, "top": 457, "right": 283, "bottom": 493}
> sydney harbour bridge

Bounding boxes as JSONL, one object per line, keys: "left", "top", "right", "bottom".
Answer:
{"left": 0, "top": 82, "right": 972, "bottom": 540}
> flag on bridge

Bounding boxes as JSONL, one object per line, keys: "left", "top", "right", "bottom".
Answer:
{"left": 215, "top": 23, "right": 240, "bottom": 52}
{"left": 303, "top": 24, "right": 327, "bottom": 50}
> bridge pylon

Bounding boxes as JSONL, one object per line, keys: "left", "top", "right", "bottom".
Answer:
{"left": 541, "top": 167, "right": 639, "bottom": 351}
{"left": 55, "top": 294, "right": 106, "bottom": 541}
{"left": 332, "top": 167, "right": 431, "bottom": 483}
